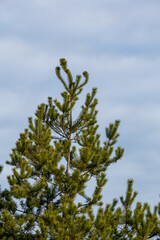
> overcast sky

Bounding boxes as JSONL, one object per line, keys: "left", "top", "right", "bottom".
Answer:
{"left": 1, "top": 0, "right": 160, "bottom": 207}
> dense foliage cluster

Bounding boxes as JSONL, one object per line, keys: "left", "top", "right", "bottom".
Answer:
{"left": 0, "top": 59, "right": 160, "bottom": 239}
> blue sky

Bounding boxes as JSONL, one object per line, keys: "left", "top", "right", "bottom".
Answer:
{"left": 1, "top": 0, "right": 160, "bottom": 207}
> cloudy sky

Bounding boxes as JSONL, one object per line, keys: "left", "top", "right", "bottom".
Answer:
{"left": 1, "top": 0, "right": 160, "bottom": 207}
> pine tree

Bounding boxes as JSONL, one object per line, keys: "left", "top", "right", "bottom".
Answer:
{"left": 0, "top": 58, "right": 160, "bottom": 239}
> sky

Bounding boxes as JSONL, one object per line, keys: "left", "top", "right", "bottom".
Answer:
{"left": 1, "top": 0, "right": 160, "bottom": 208}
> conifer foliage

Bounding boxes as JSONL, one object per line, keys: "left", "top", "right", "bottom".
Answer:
{"left": 0, "top": 59, "right": 160, "bottom": 239}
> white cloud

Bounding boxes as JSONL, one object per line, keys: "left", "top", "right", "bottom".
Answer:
{"left": 0, "top": 38, "right": 57, "bottom": 82}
